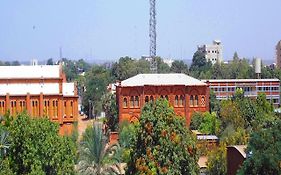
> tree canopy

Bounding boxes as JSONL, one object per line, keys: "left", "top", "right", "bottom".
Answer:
{"left": 238, "top": 119, "right": 281, "bottom": 175}
{"left": 1, "top": 113, "right": 76, "bottom": 174}
{"left": 126, "top": 99, "right": 199, "bottom": 175}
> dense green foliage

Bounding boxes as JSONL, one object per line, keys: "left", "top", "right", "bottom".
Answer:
{"left": 238, "top": 119, "right": 281, "bottom": 175}
{"left": 190, "top": 112, "right": 221, "bottom": 135}
{"left": 127, "top": 99, "right": 199, "bottom": 175}
{"left": 191, "top": 91, "right": 279, "bottom": 175}
{"left": 118, "top": 121, "right": 138, "bottom": 163}
{"left": 78, "top": 123, "right": 121, "bottom": 175}
{"left": 101, "top": 93, "right": 119, "bottom": 131}
{"left": 83, "top": 65, "right": 112, "bottom": 116}
{"left": 206, "top": 144, "right": 227, "bottom": 175}
{"left": 62, "top": 58, "right": 91, "bottom": 82}
{"left": 0, "top": 113, "right": 76, "bottom": 174}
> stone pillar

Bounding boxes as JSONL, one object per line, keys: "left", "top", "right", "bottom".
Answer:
{"left": 26, "top": 93, "right": 31, "bottom": 115}
{"left": 39, "top": 93, "right": 43, "bottom": 116}
{"left": 58, "top": 97, "right": 63, "bottom": 124}
{"left": 5, "top": 93, "right": 10, "bottom": 112}
{"left": 73, "top": 98, "right": 78, "bottom": 121}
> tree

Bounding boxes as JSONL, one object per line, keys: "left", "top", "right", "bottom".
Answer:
{"left": 233, "top": 51, "right": 239, "bottom": 60}
{"left": 83, "top": 65, "right": 112, "bottom": 116}
{"left": 199, "top": 112, "right": 221, "bottom": 135}
{"left": 118, "top": 121, "right": 138, "bottom": 163}
{"left": 190, "top": 112, "right": 203, "bottom": 130}
{"left": 7, "top": 113, "right": 76, "bottom": 174}
{"left": 156, "top": 57, "right": 171, "bottom": 73}
{"left": 101, "top": 93, "right": 118, "bottom": 131}
{"left": 111, "top": 56, "right": 138, "bottom": 81}
{"left": 0, "top": 128, "right": 12, "bottom": 174}
{"left": 206, "top": 144, "right": 227, "bottom": 175}
{"left": 170, "top": 60, "right": 189, "bottom": 74}
{"left": 126, "top": 99, "right": 199, "bottom": 175}
{"left": 190, "top": 112, "right": 221, "bottom": 135}
{"left": 238, "top": 119, "right": 281, "bottom": 175}
{"left": 46, "top": 58, "right": 54, "bottom": 65}
{"left": 189, "top": 51, "right": 212, "bottom": 78}
{"left": 210, "top": 90, "right": 220, "bottom": 113}
{"left": 11, "top": 61, "right": 20, "bottom": 66}
{"left": 0, "top": 129, "right": 10, "bottom": 160}
{"left": 78, "top": 123, "right": 121, "bottom": 175}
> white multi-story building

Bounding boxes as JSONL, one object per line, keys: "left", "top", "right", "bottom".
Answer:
{"left": 203, "top": 79, "right": 280, "bottom": 107}
{"left": 197, "top": 40, "right": 223, "bottom": 64}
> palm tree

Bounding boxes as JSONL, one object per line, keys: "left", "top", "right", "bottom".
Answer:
{"left": 0, "top": 129, "right": 10, "bottom": 160}
{"left": 78, "top": 123, "right": 122, "bottom": 175}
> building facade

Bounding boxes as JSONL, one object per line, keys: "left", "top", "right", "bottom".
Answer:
{"left": 276, "top": 40, "right": 281, "bottom": 68}
{"left": 197, "top": 40, "right": 223, "bottom": 64}
{"left": 0, "top": 65, "right": 78, "bottom": 134}
{"left": 116, "top": 74, "right": 209, "bottom": 125}
{"left": 227, "top": 145, "right": 247, "bottom": 175}
{"left": 204, "top": 79, "right": 280, "bottom": 107}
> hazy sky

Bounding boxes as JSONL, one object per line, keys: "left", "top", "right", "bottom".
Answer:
{"left": 0, "top": 0, "right": 280, "bottom": 62}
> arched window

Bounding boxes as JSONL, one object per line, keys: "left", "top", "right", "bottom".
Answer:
{"left": 179, "top": 95, "right": 184, "bottom": 106}
{"left": 53, "top": 100, "right": 58, "bottom": 118}
{"left": 195, "top": 95, "right": 199, "bottom": 106}
{"left": 165, "top": 95, "right": 169, "bottom": 100}
{"left": 160, "top": 95, "right": 164, "bottom": 99}
{"left": 123, "top": 98, "right": 128, "bottom": 108}
{"left": 201, "top": 96, "right": 206, "bottom": 107}
{"left": 190, "top": 95, "right": 194, "bottom": 107}
{"left": 130, "top": 96, "right": 134, "bottom": 107}
{"left": 175, "top": 95, "right": 179, "bottom": 106}
{"left": 135, "top": 96, "right": 139, "bottom": 107}
{"left": 70, "top": 101, "right": 74, "bottom": 117}
{"left": 145, "top": 96, "right": 149, "bottom": 103}
{"left": 44, "top": 100, "right": 49, "bottom": 116}
{"left": 150, "top": 96, "right": 154, "bottom": 103}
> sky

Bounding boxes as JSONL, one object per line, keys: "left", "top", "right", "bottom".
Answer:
{"left": 0, "top": 0, "right": 281, "bottom": 63}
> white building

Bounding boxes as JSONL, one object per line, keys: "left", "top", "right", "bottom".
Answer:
{"left": 197, "top": 40, "right": 223, "bottom": 64}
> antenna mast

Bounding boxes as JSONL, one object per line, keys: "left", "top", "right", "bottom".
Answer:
{"left": 149, "top": 0, "right": 157, "bottom": 73}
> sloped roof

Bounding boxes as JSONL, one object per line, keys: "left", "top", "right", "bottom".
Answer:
{"left": 120, "top": 74, "right": 206, "bottom": 87}
{"left": 228, "top": 145, "right": 247, "bottom": 158}
{"left": 0, "top": 65, "right": 60, "bottom": 79}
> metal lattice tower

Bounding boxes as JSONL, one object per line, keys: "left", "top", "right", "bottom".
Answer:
{"left": 149, "top": 0, "right": 157, "bottom": 73}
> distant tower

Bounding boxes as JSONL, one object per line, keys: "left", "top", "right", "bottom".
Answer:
{"left": 276, "top": 40, "right": 281, "bottom": 69}
{"left": 59, "top": 47, "right": 63, "bottom": 60}
{"left": 255, "top": 58, "right": 261, "bottom": 79}
{"left": 30, "top": 59, "right": 38, "bottom": 66}
{"left": 149, "top": 0, "right": 157, "bottom": 73}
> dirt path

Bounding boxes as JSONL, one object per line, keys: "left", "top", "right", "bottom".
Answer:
{"left": 77, "top": 115, "right": 94, "bottom": 139}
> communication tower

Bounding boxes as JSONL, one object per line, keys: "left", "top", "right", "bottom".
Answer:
{"left": 149, "top": 0, "right": 157, "bottom": 73}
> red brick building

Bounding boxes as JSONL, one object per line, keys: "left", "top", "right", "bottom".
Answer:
{"left": 116, "top": 74, "right": 209, "bottom": 125}
{"left": 0, "top": 65, "right": 78, "bottom": 134}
